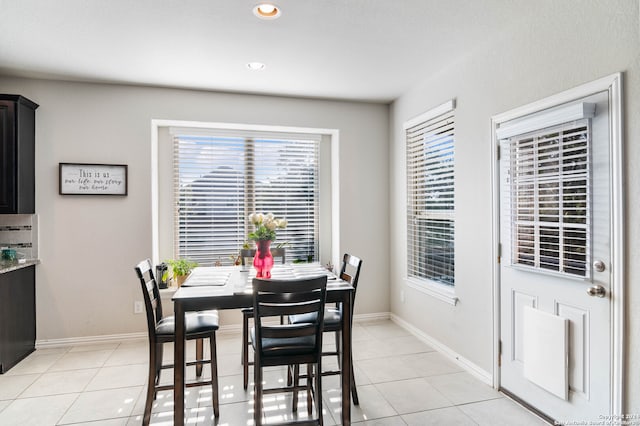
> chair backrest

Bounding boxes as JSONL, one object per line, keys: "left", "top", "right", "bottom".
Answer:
{"left": 240, "top": 247, "right": 286, "bottom": 266}
{"left": 252, "top": 276, "right": 327, "bottom": 357}
{"left": 134, "top": 259, "right": 163, "bottom": 340}
{"left": 339, "top": 253, "right": 363, "bottom": 307}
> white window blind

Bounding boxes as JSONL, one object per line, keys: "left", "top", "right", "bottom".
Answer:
{"left": 172, "top": 131, "right": 319, "bottom": 265}
{"left": 506, "top": 120, "right": 591, "bottom": 277}
{"left": 406, "top": 101, "right": 455, "bottom": 286}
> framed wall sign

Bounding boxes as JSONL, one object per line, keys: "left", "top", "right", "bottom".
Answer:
{"left": 59, "top": 163, "right": 128, "bottom": 195}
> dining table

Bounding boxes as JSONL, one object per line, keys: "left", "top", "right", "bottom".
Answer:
{"left": 172, "top": 263, "right": 355, "bottom": 425}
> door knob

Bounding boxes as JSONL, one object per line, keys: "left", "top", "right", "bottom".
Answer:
{"left": 587, "top": 285, "right": 606, "bottom": 298}
{"left": 593, "top": 260, "right": 606, "bottom": 272}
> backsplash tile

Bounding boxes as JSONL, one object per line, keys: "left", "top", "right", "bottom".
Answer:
{"left": 0, "top": 214, "right": 38, "bottom": 260}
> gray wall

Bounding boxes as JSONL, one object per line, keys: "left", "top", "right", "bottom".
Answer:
{"left": 0, "top": 77, "right": 390, "bottom": 341}
{"left": 1, "top": 0, "right": 638, "bottom": 412}
{"left": 389, "top": 0, "right": 639, "bottom": 412}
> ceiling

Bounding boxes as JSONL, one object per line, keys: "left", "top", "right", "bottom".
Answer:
{"left": 0, "top": 0, "right": 534, "bottom": 103}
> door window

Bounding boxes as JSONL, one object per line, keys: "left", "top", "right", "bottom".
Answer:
{"left": 503, "top": 120, "right": 591, "bottom": 278}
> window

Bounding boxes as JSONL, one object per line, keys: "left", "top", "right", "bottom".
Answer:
{"left": 405, "top": 100, "right": 455, "bottom": 286}
{"left": 171, "top": 128, "right": 320, "bottom": 266}
{"left": 506, "top": 121, "right": 591, "bottom": 277}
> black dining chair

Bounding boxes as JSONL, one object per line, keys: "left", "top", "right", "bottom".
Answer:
{"left": 289, "top": 253, "right": 363, "bottom": 404}
{"left": 241, "top": 247, "right": 286, "bottom": 389}
{"left": 134, "top": 259, "right": 220, "bottom": 425}
{"left": 251, "top": 275, "right": 327, "bottom": 426}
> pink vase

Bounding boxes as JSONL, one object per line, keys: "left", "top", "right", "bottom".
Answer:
{"left": 253, "top": 240, "right": 274, "bottom": 278}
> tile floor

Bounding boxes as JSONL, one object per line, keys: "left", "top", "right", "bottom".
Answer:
{"left": 0, "top": 319, "right": 548, "bottom": 425}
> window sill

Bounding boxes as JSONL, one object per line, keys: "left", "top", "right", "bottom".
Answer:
{"left": 159, "top": 287, "right": 178, "bottom": 297}
{"left": 405, "top": 277, "right": 458, "bottom": 306}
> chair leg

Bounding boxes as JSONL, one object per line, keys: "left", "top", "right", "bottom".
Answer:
{"left": 254, "top": 356, "right": 263, "bottom": 426}
{"left": 144, "top": 342, "right": 157, "bottom": 426}
{"left": 209, "top": 333, "right": 220, "bottom": 418}
{"left": 196, "top": 338, "right": 204, "bottom": 377}
{"left": 243, "top": 312, "right": 250, "bottom": 390}
{"left": 154, "top": 343, "right": 163, "bottom": 388}
{"left": 292, "top": 364, "right": 299, "bottom": 412}
{"left": 335, "top": 330, "right": 342, "bottom": 372}
{"left": 306, "top": 363, "right": 313, "bottom": 415}
{"left": 350, "top": 354, "right": 359, "bottom": 405}
{"left": 335, "top": 329, "right": 359, "bottom": 404}
{"left": 316, "top": 361, "right": 323, "bottom": 426}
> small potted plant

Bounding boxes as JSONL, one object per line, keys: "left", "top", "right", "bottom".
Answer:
{"left": 164, "top": 259, "right": 198, "bottom": 287}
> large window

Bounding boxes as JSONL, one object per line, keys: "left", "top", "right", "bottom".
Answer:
{"left": 171, "top": 129, "right": 320, "bottom": 266}
{"left": 405, "top": 100, "right": 455, "bottom": 286}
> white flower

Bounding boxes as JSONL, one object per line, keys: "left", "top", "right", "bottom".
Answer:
{"left": 247, "top": 212, "right": 287, "bottom": 241}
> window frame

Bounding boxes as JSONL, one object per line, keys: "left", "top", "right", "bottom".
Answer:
{"left": 404, "top": 100, "right": 458, "bottom": 305}
{"left": 151, "top": 120, "right": 341, "bottom": 270}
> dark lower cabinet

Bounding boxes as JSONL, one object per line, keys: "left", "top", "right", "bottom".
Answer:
{"left": 0, "top": 266, "right": 36, "bottom": 373}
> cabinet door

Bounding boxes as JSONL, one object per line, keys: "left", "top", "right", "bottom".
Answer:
{"left": 0, "top": 266, "right": 36, "bottom": 373}
{"left": 0, "top": 101, "right": 17, "bottom": 213}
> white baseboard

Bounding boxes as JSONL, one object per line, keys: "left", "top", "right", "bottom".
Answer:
{"left": 390, "top": 313, "right": 494, "bottom": 386}
{"left": 36, "top": 332, "right": 148, "bottom": 349}
{"left": 35, "top": 311, "right": 392, "bottom": 349}
{"left": 353, "top": 311, "right": 390, "bottom": 322}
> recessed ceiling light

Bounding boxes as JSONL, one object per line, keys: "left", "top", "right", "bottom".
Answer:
{"left": 253, "top": 3, "right": 281, "bottom": 20}
{"left": 247, "top": 62, "right": 266, "bottom": 71}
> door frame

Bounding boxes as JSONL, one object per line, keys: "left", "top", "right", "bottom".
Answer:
{"left": 490, "top": 72, "right": 625, "bottom": 416}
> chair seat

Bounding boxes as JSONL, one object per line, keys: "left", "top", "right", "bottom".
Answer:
{"left": 251, "top": 327, "right": 317, "bottom": 357}
{"left": 156, "top": 310, "right": 219, "bottom": 336}
{"left": 290, "top": 306, "right": 342, "bottom": 327}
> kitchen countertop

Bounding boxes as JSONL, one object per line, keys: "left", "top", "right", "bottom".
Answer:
{"left": 0, "top": 259, "right": 40, "bottom": 274}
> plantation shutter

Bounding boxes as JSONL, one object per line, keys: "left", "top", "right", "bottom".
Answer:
{"left": 504, "top": 120, "right": 591, "bottom": 277}
{"left": 406, "top": 100, "right": 455, "bottom": 286}
{"left": 172, "top": 129, "right": 320, "bottom": 266}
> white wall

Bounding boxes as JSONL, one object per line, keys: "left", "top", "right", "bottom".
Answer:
{"left": 389, "top": 0, "right": 639, "bottom": 412}
{"left": 0, "top": 78, "right": 390, "bottom": 341}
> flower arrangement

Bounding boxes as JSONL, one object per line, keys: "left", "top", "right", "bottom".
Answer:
{"left": 248, "top": 213, "right": 287, "bottom": 241}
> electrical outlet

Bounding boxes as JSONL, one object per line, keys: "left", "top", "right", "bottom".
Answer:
{"left": 400, "top": 290, "right": 405, "bottom": 303}
{"left": 134, "top": 301, "right": 144, "bottom": 314}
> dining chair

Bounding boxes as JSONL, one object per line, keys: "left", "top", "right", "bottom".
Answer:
{"left": 241, "top": 247, "right": 286, "bottom": 389}
{"left": 134, "top": 259, "right": 220, "bottom": 425}
{"left": 289, "top": 253, "right": 363, "bottom": 404}
{"left": 251, "top": 275, "right": 327, "bottom": 426}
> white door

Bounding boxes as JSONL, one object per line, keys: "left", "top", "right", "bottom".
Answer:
{"left": 498, "top": 89, "right": 614, "bottom": 422}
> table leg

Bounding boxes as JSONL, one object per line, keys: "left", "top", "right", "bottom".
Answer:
{"left": 174, "top": 302, "right": 185, "bottom": 426}
{"left": 341, "top": 291, "right": 352, "bottom": 425}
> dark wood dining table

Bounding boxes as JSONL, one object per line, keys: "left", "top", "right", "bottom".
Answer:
{"left": 172, "top": 264, "right": 355, "bottom": 425}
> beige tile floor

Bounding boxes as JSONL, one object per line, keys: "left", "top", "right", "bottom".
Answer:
{"left": 0, "top": 320, "right": 548, "bottom": 425}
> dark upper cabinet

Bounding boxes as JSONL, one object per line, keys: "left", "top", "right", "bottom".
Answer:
{"left": 0, "top": 95, "right": 38, "bottom": 214}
